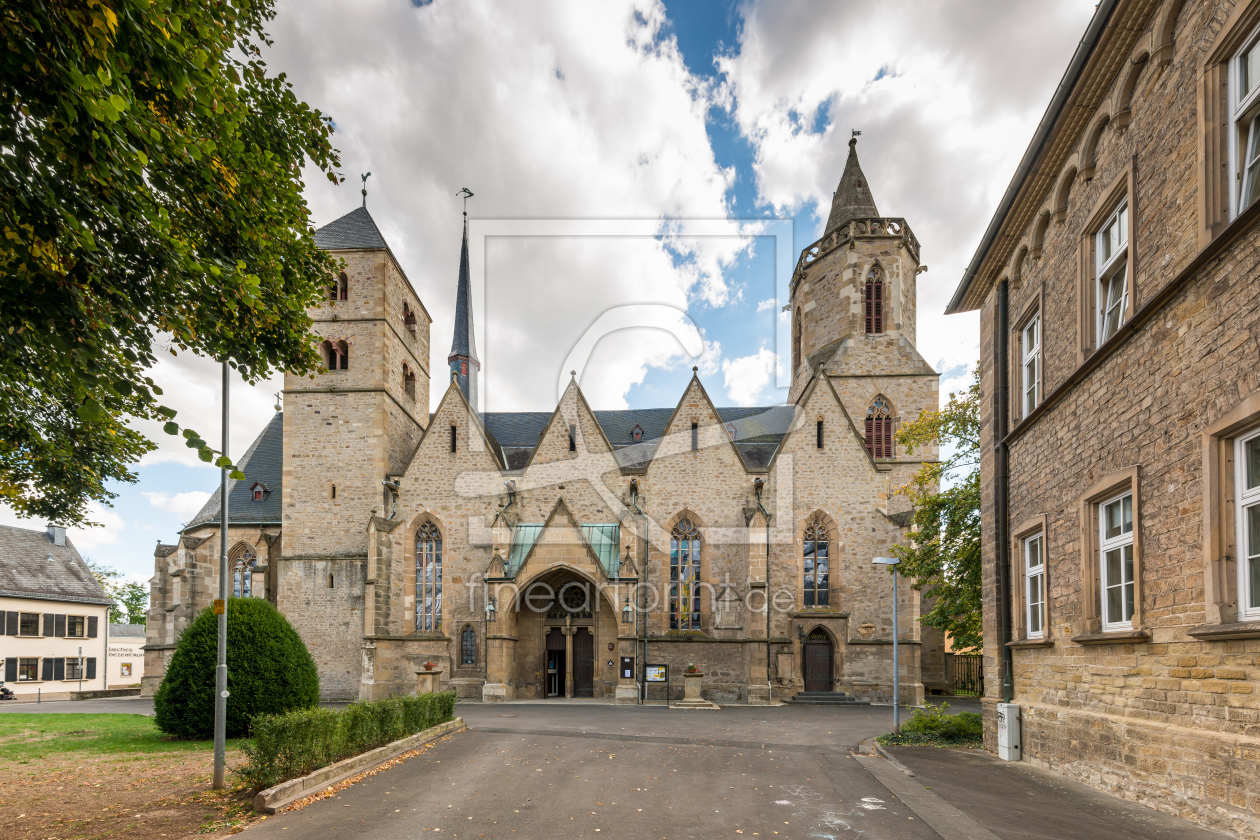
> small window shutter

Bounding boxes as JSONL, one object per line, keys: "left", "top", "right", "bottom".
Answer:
{"left": 4, "top": 658, "right": 15, "bottom": 682}
{"left": 87, "top": 616, "right": 98, "bottom": 638}
{"left": 86, "top": 658, "right": 97, "bottom": 680}
{"left": 873, "top": 281, "right": 883, "bottom": 333}
{"left": 3, "top": 611, "right": 15, "bottom": 636}
{"left": 54, "top": 657, "right": 64, "bottom": 681}
{"left": 42, "top": 658, "right": 53, "bottom": 681}
{"left": 55, "top": 614, "right": 66, "bottom": 638}
{"left": 864, "top": 282, "right": 873, "bottom": 333}
{"left": 44, "top": 613, "right": 55, "bottom": 636}
{"left": 864, "top": 418, "right": 874, "bottom": 455}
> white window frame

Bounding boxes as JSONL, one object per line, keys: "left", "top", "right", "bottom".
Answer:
{"left": 1024, "top": 533, "right": 1045, "bottom": 639}
{"left": 1236, "top": 428, "right": 1260, "bottom": 619}
{"left": 1095, "top": 200, "right": 1129, "bottom": 345}
{"left": 1231, "top": 23, "right": 1260, "bottom": 219}
{"left": 17, "top": 657, "right": 38, "bottom": 681}
{"left": 1022, "top": 315, "right": 1040, "bottom": 416}
{"left": 1099, "top": 491, "right": 1135, "bottom": 631}
{"left": 64, "top": 657, "right": 83, "bottom": 681}
{"left": 66, "top": 615, "right": 85, "bottom": 638}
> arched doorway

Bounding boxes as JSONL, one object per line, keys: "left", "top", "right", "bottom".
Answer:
{"left": 802, "top": 628, "right": 834, "bottom": 692}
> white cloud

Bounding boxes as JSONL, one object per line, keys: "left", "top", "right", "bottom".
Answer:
{"left": 756, "top": 298, "right": 775, "bottom": 312}
{"left": 719, "top": 0, "right": 1098, "bottom": 402}
{"left": 0, "top": 503, "right": 125, "bottom": 555}
{"left": 722, "top": 347, "right": 777, "bottom": 406}
{"left": 143, "top": 491, "right": 212, "bottom": 520}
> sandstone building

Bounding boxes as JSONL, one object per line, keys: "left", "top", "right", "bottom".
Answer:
{"left": 948, "top": 0, "right": 1260, "bottom": 834}
{"left": 144, "top": 142, "right": 943, "bottom": 706}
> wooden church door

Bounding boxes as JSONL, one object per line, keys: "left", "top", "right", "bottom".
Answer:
{"left": 573, "top": 628, "right": 594, "bottom": 697}
{"left": 802, "top": 629, "right": 833, "bottom": 692}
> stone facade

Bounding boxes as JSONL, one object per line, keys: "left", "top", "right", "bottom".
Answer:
{"left": 145, "top": 148, "right": 943, "bottom": 709}
{"left": 950, "top": 1, "right": 1260, "bottom": 836}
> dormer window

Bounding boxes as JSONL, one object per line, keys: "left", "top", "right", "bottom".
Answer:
{"left": 250, "top": 482, "right": 269, "bottom": 502}
{"left": 631, "top": 424, "right": 643, "bottom": 442}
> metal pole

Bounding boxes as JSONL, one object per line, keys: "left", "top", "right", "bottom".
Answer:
{"left": 213, "top": 361, "right": 229, "bottom": 789}
{"left": 892, "top": 570, "right": 900, "bottom": 734}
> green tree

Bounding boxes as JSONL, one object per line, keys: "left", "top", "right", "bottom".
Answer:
{"left": 1, "top": 0, "right": 341, "bottom": 527}
{"left": 892, "top": 369, "right": 982, "bottom": 651}
{"left": 155, "top": 598, "right": 319, "bottom": 739}
{"left": 117, "top": 581, "right": 148, "bottom": 625}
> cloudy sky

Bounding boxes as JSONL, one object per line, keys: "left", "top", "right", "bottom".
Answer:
{"left": 1, "top": 0, "right": 1097, "bottom": 578}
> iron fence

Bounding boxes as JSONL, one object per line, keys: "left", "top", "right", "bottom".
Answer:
{"left": 945, "top": 653, "right": 984, "bottom": 696}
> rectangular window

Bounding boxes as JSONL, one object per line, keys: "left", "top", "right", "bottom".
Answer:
{"left": 569, "top": 424, "right": 576, "bottom": 452}
{"left": 66, "top": 615, "right": 85, "bottom": 638}
{"left": 1234, "top": 27, "right": 1260, "bottom": 216}
{"left": 1096, "top": 201, "right": 1129, "bottom": 343}
{"left": 1024, "top": 534, "right": 1045, "bottom": 639}
{"left": 1099, "top": 492, "right": 1135, "bottom": 630}
{"left": 816, "top": 420, "right": 824, "bottom": 449}
{"left": 450, "top": 424, "right": 457, "bottom": 453}
{"left": 691, "top": 422, "right": 698, "bottom": 451}
{"left": 18, "top": 658, "right": 38, "bottom": 681}
{"left": 64, "top": 657, "right": 83, "bottom": 681}
{"left": 18, "top": 612, "right": 39, "bottom": 636}
{"left": 1237, "top": 428, "right": 1260, "bottom": 618}
{"left": 1022, "top": 315, "right": 1040, "bottom": 416}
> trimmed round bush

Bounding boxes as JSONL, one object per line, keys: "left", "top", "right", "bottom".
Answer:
{"left": 154, "top": 598, "right": 319, "bottom": 739}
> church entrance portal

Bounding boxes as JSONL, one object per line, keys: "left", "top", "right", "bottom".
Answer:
{"left": 803, "top": 629, "right": 833, "bottom": 692}
{"left": 546, "top": 629, "right": 566, "bottom": 697}
{"left": 572, "top": 627, "right": 594, "bottom": 697}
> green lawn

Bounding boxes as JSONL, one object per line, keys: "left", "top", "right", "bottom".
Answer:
{"left": 0, "top": 714, "right": 244, "bottom": 760}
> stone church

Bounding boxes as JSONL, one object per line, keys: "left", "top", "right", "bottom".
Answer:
{"left": 142, "top": 140, "right": 944, "bottom": 704}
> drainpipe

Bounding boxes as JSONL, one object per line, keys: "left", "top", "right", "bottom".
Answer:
{"left": 754, "top": 478, "right": 771, "bottom": 694}
{"left": 630, "top": 480, "right": 646, "bottom": 704}
{"left": 995, "top": 280, "right": 1014, "bottom": 703}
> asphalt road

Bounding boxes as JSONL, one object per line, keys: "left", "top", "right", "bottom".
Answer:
{"left": 246, "top": 703, "right": 936, "bottom": 840}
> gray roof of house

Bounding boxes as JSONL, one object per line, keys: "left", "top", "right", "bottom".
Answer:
{"left": 185, "top": 412, "right": 283, "bottom": 530}
{"left": 109, "top": 623, "right": 146, "bottom": 638}
{"left": 313, "top": 206, "right": 389, "bottom": 251}
{"left": 0, "top": 525, "right": 112, "bottom": 605}
{"left": 482, "top": 405, "right": 794, "bottom": 471}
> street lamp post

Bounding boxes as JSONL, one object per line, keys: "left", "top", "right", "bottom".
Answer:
{"left": 213, "top": 361, "right": 230, "bottom": 790}
{"left": 873, "top": 556, "right": 901, "bottom": 734}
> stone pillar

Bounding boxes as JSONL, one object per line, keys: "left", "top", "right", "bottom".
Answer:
{"left": 562, "top": 625, "right": 576, "bottom": 699}
{"left": 683, "top": 670, "right": 703, "bottom": 701}
{"left": 482, "top": 635, "right": 515, "bottom": 702}
{"left": 416, "top": 665, "right": 443, "bottom": 696}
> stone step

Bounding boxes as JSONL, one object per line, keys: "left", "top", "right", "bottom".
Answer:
{"left": 785, "top": 691, "right": 870, "bottom": 706}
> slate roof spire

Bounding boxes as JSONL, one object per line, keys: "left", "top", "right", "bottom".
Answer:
{"left": 823, "top": 135, "right": 880, "bottom": 234}
{"left": 449, "top": 189, "right": 480, "bottom": 412}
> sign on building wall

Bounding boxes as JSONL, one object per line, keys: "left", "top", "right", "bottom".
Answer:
{"left": 645, "top": 664, "right": 667, "bottom": 683}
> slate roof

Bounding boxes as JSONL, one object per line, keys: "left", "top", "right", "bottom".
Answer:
{"left": 313, "top": 206, "right": 389, "bottom": 251}
{"left": 185, "top": 413, "right": 284, "bottom": 530}
{"left": 449, "top": 218, "right": 478, "bottom": 362}
{"left": 824, "top": 137, "right": 880, "bottom": 235}
{"left": 0, "top": 524, "right": 112, "bottom": 605}
{"left": 481, "top": 405, "right": 795, "bottom": 471}
{"left": 109, "top": 623, "right": 146, "bottom": 638}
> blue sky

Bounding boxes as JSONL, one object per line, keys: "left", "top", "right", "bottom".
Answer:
{"left": 0, "top": 0, "right": 1098, "bottom": 581}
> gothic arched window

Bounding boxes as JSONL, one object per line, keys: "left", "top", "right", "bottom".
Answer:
{"left": 670, "top": 519, "right": 701, "bottom": 630}
{"left": 803, "top": 520, "right": 830, "bottom": 607}
{"left": 336, "top": 340, "right": 349, "bottom": 370}
{"left": 336, "top": 271, "right": 349, "bottom": 301}
{"left": 793, "top": 309, "right": 802, "bottom": 371}
{"left": 460, "top": 624, "right": 476, "bottom": 666}
{"left": 865, "top": 397, "right": 893, "bottom": 459}
{"left": 864, "top": 266, "right": 885, "bottom": 334}
{"left": 403, "top": 363, "right": 416, "bottom": 399}
{"left": 416, "top": 522, "right": 443, "bottom": 632}
{"left": 403, "top": 302, "right": 417, "bottom": 336}
{"left": 232, "top": 555, "right": 253, "bottom": 598}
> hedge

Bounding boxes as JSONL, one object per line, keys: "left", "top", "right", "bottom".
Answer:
{"left": 238, "top": 691, "right": 457, "bottom": 791}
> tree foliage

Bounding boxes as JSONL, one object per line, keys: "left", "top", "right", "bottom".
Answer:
{"left": 1, "top": 0, "right": 341, "bottom": 526}
{"left": 892, "top": 369, "right": 982, "bottom": 651}
{"left": 154, "top": 597, "right": 319, "bottom": 740}
{"left": 84, "top": 557, "right": 148, "bottom": 623}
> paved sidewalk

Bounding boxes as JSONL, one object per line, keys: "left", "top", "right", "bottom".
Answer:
{"left": 882, "top": 745, "right": 1233, "bottom": 840}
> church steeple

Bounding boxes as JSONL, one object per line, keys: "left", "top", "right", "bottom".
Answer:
{"left": 448, "top": 195, "right": 480, "bottom": 412}
{"left": 824, "top": 136, "right": 880, "bottom": 234}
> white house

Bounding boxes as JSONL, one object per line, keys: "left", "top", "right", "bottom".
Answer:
{"left": 107, "top": 623, "right": 145, "bottom": 685}
{"left": 0, "top": 524, "right": 112, "bottom": 699}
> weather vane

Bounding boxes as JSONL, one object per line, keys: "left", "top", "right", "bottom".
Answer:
{"left": 361, "top": 172, "right": 372, "bottom": 207}
{"left": 851, "top": 129, "right": 861, "bottom": 139}
{"left": 456, "top": 187, "right": 474, "bottom": 217}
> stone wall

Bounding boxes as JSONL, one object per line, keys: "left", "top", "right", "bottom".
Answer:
{"left": 974, "top": 0, "right": 1260, "bottom": 835}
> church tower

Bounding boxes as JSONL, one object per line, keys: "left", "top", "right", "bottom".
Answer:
{"left": 448, "top": 211, "right": 480, "bottom": 412}
{"left": 787, "top": 136, "right": 930, "bottom": 406}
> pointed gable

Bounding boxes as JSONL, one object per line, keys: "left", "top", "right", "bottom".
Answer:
{"left": 313, "top": 206, "right": 390, "bottom": 251}
{"left": 524, "top": 377, "right": 615, "bottom": 470}
{"left": 781, "top": 373, "right": 883, "bottom": 473}
{"left": 403, "top": 376, "right": 505, "bottom": 481}
{"left": 510, "top": 497, "right": 618, "bottom": 582}
{"left": 649, "top": 371, "right": 748, "bottom": 470}
{"left": 824, "top": 137, "right": 880, "bottom": 235}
